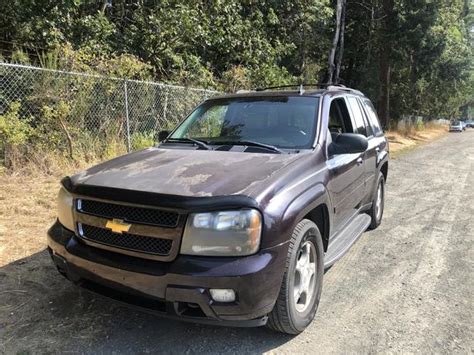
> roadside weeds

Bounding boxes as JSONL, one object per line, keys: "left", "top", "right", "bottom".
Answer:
{"left": 386, "top": 125, "right": 448, "bottom": 158}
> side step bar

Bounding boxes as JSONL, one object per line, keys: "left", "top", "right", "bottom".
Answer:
{"left": 324, "top": 214, "right": 371, "bottom": 268}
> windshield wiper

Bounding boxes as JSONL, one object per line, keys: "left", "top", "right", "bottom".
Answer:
{"left": 164, "top": 137, "right": 211, "bottom": 150}
{"left": 212, "top": 140, "right": 284, "bottom": 154}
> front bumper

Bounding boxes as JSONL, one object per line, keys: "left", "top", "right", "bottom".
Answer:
{"left": 47, "top": 220, "right": 288, "bottom": 327}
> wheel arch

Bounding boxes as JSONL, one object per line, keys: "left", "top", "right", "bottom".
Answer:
{"left": 303, "top": 204, "right": 330, "bottom": 252}
{"left": 279, "top": 183, "right": 332, "bottom": 252}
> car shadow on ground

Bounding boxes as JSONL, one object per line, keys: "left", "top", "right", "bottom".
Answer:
{"left": 1, "top": 249, "right": 295, "bottom": 353}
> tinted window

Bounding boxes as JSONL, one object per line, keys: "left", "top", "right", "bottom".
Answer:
{"left": 328, "top": 98, "right": 354, "bottom": 134}
{"left": 347, "top": 97, "right": 368, "bottom": 136}
{"left": 357, "top": 98, "right": 374, "bottom": 136}
{"left": 171, "top": 96, "right": 319, "bottom": 149}
{"left": 362, "top": 99, "right": 383, "bottom": 136}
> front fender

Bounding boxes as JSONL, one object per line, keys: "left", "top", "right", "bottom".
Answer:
{"left": 281, "top": 183, "right": 331, "bottom": 237}
{"left": 260, "top": 183, "right": 331, "bottom": 249}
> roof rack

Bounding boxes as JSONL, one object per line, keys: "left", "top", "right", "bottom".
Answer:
{"left": 255, "top": 83, "right": 364, "bottom": 96}
{"left": 235, "top": 89, "right": 254, "bottom": 94}
{"left": 255, "top": 83, "right": 327, "bottom": 91}
{"left": 327, "top": 85, "right": 364, "bottom": 96}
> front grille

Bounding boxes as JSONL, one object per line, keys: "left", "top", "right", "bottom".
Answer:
{"left": 79, "top": 224, "right": 173, "bottom": 255}
{"left": 77, "top": 199, "right": 179, "bottom": 228}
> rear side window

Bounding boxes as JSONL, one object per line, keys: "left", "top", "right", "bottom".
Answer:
{"left": 347, "top": 97, "right": 368, "bottom": 136}
{"left": 362, "top": 99, "right": 383, "bottom": 136}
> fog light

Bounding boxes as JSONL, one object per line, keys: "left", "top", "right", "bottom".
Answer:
{"left": 210, "top": 289, "right": 236, "bottom": 303}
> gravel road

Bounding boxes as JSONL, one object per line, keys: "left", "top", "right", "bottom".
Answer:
{"left": 1, "top": 130, "right": 473, "bottom": 354}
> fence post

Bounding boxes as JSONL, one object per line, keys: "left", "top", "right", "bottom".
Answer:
{"left": 124, "top": 79, "right": 131, "bottom": 152}
{"left": 163, "top": 90, "right": 168, "bottom": 130}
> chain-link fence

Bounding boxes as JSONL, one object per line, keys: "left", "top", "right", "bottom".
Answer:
{"left": 0, "top": 62, "right": 220, "bottom": 166}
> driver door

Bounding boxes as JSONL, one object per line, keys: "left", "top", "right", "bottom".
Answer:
{"left": 326, "top": 97, "right": 366, "bottom": 234}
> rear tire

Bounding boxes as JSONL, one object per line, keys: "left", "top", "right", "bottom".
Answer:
{"left": 368, "top": 172, "right": 385, "bottom": 230}
{"left": 267, "top": 219, "right": 324, "bottom": 334}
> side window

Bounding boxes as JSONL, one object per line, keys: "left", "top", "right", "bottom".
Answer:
{"left": 362, "top": 99, "right": 383, "bottom": 136}
{"left": 347, "top": 96, "right": 368, "bottom": 136}
{"left": 328, "top": 98, "right": 354, "bottom": 135}
{"left": 358, "top": 98, "right": 374, "bottom": 137}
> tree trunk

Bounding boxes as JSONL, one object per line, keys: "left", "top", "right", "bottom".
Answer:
{"left": 327, "top": 0, "right": 344, "bottom": 84}
{"left": 335, "top": 0, "right": 347, "bottom": 84}
{"left": 366, "top": 3, "right": 375, "bottom": 66}
{"left": 377, "top": 0, "right": 395, "bottom": 129}
{"left": 101, "top": 0, "right": 110, "bottom": 14}
{"left": 378, "top": 59, "right": 391, "bottom": 129}
{"left": 300, "top": 25, "right": 307, "bottom": 78}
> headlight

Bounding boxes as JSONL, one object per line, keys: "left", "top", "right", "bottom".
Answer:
{"left": 57, "top": 186, "right": 74, "bottom": 231}
{"left": 180, "top": 209, "right": 262, "bottom": 256}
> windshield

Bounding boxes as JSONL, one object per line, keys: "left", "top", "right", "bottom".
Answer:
{"left": 169, "top": 96, "right": 320, "bottom": 150}
{"left": 451, "top": 121, "right": 460, "bottom": 125}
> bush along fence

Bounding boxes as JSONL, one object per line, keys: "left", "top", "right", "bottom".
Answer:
{"left": 0, "top": 62, "right": 219, "bottom": 169}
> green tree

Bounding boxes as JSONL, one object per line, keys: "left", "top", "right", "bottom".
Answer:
{"left": 0, "top": 0, "right": 472, "bottom": 122}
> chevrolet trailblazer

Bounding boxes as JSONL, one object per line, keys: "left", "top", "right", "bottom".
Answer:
{"left": 48, "top": 84, "right": 389, "bottom": 334}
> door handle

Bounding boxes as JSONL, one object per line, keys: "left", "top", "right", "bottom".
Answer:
{"left": 357, "top": 157, "right": 363, "bottom": 165}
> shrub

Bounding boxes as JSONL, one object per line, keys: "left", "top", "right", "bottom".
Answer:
{"left": 0, "top": 101, "right": 33, "bottom": 169}
{"left": 36, "top": 101, "right": 74, "bottom": 159}
{"left": 415, "top": 119, "right": 425, "bottom": 131}
{"left": 0, "top": 102, "right": 32, "bottom": 145}
{"left": 131, "top": 131, "right": 156, "bottom": 150}
{"left": 248, "top": 64, "right": 296, "bottom": 88}
{"left": 221, "top": 66, "right": 251, "bottom": 93}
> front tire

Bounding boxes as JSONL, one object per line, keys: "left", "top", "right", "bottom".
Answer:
{"left": 267, "top": 219, "right": 324, "bottom": 334}
{"left": 368, "top": 172, "right": 385, "bottom": 229}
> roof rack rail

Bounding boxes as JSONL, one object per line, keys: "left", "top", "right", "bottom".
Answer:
{"left": 236, "top": 89, "right": 254, "bottom": 94}
{"left": 255, "top": 83, "right": 327, "bottom": 91}
{"left": 254, "top": 83, "right": 364, "bottom": 96}
{"left": 327, "top": 85, "right": 364, "bottom": 96}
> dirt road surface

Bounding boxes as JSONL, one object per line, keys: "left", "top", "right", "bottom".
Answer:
{"left": 1, "top": 130, "right": 473, "bottom": 354}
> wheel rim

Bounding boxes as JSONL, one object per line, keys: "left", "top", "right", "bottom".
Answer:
{"left": 375, "top": 181, "right": 384, "bottom": 221}
{"left": 293, "top": 240, "right": 317, "bottom": 313}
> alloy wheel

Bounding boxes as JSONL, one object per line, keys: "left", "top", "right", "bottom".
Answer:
{"left": 293, "top": 241, "right": 317, "bottom": 313}
{"left": 375, "top": 181, "right": 384, "bottom": 221}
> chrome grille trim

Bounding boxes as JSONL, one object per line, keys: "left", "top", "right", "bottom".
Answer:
{"left": 78, "top": 223, "right": 173, "bottom": 256}
{"left": 72, "top": 197, "right": 184, "bottom": 261}
{"left": 76, "top": 198, "right": 180, "bottom": 228}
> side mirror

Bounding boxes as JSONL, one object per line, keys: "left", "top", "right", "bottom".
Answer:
{"left": 158, "top": 130, "right": 170, "bottom": 142}
{"left": 328, "top": 133, "right": 368, "bottom": 155}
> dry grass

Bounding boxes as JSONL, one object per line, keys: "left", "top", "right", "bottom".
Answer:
{"left": 0, "top": 172, "right": 113, "bottom": 353}
{"left": 0, "top": 174, "right": 60, "bottom": 266}
{"left": 386, "top": 123, "right": 448, "bottom": 156}
{"left": 2, "top": 147, "right": 101, "bottom": 177}
{"left": 0, "top": 152, "right": 100, "bottom": 266}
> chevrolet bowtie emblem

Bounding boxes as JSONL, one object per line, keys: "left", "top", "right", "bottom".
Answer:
{"left": 105, "top": 219, "right": 132, "bottom": 234}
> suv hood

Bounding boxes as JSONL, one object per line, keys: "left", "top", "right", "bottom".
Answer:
{"left": 70, "top": 147, "right": 305, "bottom": 198}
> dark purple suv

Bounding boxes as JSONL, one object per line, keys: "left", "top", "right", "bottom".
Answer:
{"left": 48, "top": 85, "right": 389, "bottom": 334}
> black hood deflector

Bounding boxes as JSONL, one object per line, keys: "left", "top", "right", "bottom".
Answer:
{"left": 61, "top": 176, "right": 258, "bottom": 212}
